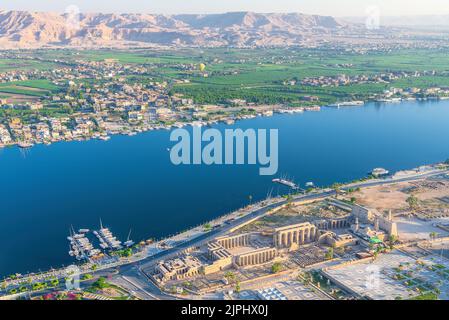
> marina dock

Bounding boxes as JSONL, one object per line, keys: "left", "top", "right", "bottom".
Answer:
{"left": 68, "top": 228, "right": 101, "bottom": 261}
{"left": 93, "top": 220, "right": 123, "bottom": 250}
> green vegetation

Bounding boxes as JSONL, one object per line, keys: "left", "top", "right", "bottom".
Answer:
{"left": 1, "top": 46, "right": 449, "bottom": 131}
{"left": 411, "top": 292, "right": 439, "bottom": 300}
{"left": 114, "top": 248, "right": 133, "bottom": 257}
{"left": 235, "top": 281, "right": 241, "bottom": 293}
{"left": 406, "top": 195, "right": 420, "bottom": 210}
{"left": 224, "top": 271, "right": 236, "bottom": 283}
{"left": 90, "top": 277, "right": 111, "bottom": 290}
{"left": 82, "top": 274, "right": 93, "bottom": 281}
{"left": 0, "top": 80, "right": 59, "bottom": 97}
{"left": 49, "top": 278, "right": 59, "bottom": 287}
{"left": 325, "top": 247, "right": 334, "bottom": 260}
{"left": 388, "top": 235, "right": 398, "bottom": 250}
{"left": 165, "top": 48, "right": 449, "bottom": 106}
{"left": 429, "top": 232, "right": 439, "bottom": 240}
{"left": 32, "top": 282, "right": 47, "bottom": 291}
{"left": 271, "top": 262, "right": 283, "bottom": 274}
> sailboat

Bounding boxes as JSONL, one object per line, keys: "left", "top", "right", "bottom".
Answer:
{"left": 124, "top": 229, "right": 134, "bottom": 247}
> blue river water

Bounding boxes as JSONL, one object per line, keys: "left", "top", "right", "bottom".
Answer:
{"left": 1, "top": 100, "right": 449, "bottom": 277}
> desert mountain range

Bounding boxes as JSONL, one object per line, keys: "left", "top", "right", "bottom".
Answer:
{"left": 0, "top": 10, "right": 354, "bottom": 48}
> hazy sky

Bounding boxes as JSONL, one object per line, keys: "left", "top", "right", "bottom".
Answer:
{"left": 1, "top": 0, "right": 449, "bottom": 16}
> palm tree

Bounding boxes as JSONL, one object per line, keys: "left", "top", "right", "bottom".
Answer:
{"left": 286, "top": 194, "right": 293, "bottom": 209}
{"left": 406, "top": 195, "right": 419, "bottom": 211}
{"left": 332, "top": 184, "right": 341, "bottom": 198}
{"left": 389, "top": 235, "right": 397, "bottom": 250}
{"left": 235, "top": 281, "right": 241, "bottom": 294}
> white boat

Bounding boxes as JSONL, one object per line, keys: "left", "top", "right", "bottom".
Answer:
{"left": 328, "top": 101, "right": 364, "bottom": 108}
{"left": 124, "top": 240, "right": 135, "bottom": 247}
{"left": 371, "top": 168, "right": 390, "bottom": 177}
{"left": 18, "top": 142, "right": 34, "bottom": 148}
{"left": 272, "top": 178, "right": 299, "bottom": 189}
{"left": 305, "top": 182, "right": 315, "bottom": 188}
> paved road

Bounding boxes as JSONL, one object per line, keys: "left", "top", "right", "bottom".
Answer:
{"left": 113, "top": 264, "right": 179, "bottom": 300}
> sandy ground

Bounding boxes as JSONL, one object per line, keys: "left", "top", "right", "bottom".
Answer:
{"left": 396, "top": 217, "right": 449, "bottom": 241}
{"left": 350, "top": 177, "right": 449, "bottom": 215}
{"left": 350, "top": 183, "right": 410, "bottom": 213}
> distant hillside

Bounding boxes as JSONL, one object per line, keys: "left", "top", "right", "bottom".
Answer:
{"left": 0, "top": 10, "right": 352, "bottom": 48}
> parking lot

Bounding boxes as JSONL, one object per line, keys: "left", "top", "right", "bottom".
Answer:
{"left": 323, "top": 251, "right": 417, "bottom": 300}
{"left": 238, "top": 280, "right": 329, "bottom": 300}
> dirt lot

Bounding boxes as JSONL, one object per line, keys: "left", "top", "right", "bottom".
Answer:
{"left": 0, "top": 92, "right": 41, "bottom": 103}
{"left": 345, "top": 176, "right": 449, "bottom": 218}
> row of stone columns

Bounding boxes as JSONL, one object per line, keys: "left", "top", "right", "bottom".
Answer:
{"left": 218, "top": 234, "right": 249, "bottom": 250}
{"left": 275, "top": 226, "right": 318, "bottom": 248}
{"left": 237, "top": 249, "right": 276, "bottom": 266}
{"left": 315, "top": 219, "right": 350, "bottom": 230}
{"left": 327, "top": 220, "right": 349, "bottom": 230}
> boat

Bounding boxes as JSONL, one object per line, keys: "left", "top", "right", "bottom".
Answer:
{"left": 18, "top": 142, "right": 34, "bottom": 148}
{"left": 68, "top": 226, "right": 97, "bottom": 261}
{"left": 277, "top": 108, "right": 304, "bottom": 114}
{"left": 305, "top": 182, "right": 315, "bottom": 188}
{"left": 99, "top": 136, "right": 111, "bottom": 141}
{"left": 272, "top": 178, "right": 299, "bottom": 189}
{"left": 371, "top": 168, "right": 390, "bottom": 177}
{"left": 94, "top": 219, "right": 123, "bottom": 250}
{"left": 124, "top": 240, "right": 135, "bottom": 247}
{"left": 124, "top": 229, "right": 134, "bottom": 247}
{"left": 328, "top": 101, "right": 364, "bottom": 108}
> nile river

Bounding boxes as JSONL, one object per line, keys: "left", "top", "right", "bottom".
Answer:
{"left": 1, "top": 100, "right": 449, "bottom": 276}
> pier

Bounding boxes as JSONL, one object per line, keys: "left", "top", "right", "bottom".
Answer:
{"left": 93, "top": 220, "right": 123, "bottom": 250}
{"left": 68, "top": 227, "right": 101, "bottom": 261}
